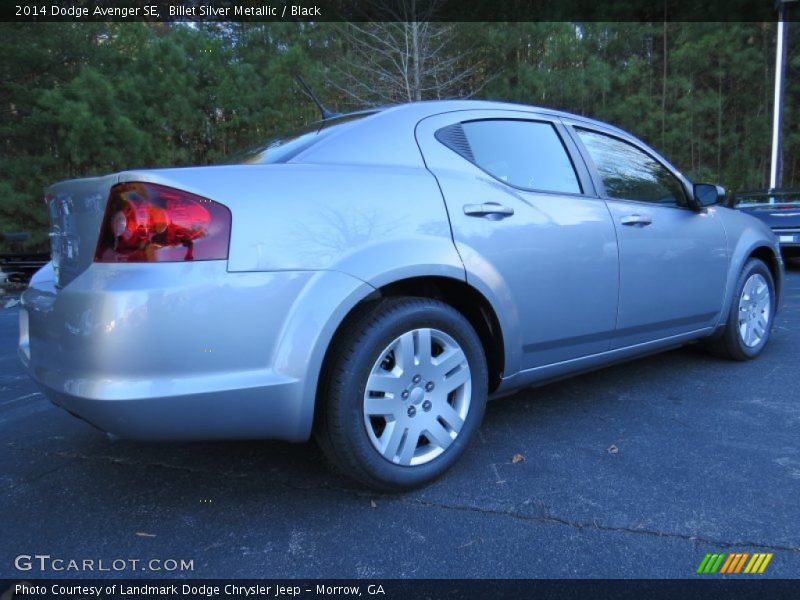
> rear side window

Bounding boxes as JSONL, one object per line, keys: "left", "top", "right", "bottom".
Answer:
{"left": 576, "top": 128, "right": 687, "bottom": 206}
{"left": 439, "top": 120, "right": 581, "bottom": 194}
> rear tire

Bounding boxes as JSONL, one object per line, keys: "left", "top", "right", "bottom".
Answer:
{"left": 705, "top": 258, "right": 775, "bottom": 361}
{"left": 316, "top": 297, "right": 488, "bottom": 491}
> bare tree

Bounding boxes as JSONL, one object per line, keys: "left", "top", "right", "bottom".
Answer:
{"left": 329, "top": 0, "right": 483, "bottom": 106}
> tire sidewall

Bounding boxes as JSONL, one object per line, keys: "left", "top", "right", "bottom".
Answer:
{"left": 333, "top": 300, "right": 488, "bottom": 490}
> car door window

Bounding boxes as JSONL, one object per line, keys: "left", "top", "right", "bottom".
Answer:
{"left": 576, "top": 128, "right": 687, "bottom": 206}
{"left": 440, "top": 120, "right": 581, "bottom": 194}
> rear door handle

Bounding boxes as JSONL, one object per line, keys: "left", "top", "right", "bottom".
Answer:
{"left": 463, "top": 202, "right": 515, "bottom": 218}
{"left": 620, "top": 214, "right": 652, "bottom": 227}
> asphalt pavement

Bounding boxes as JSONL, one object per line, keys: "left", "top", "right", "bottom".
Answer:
{"left": 1, "top": 264, "right": 798, "bottom": 579}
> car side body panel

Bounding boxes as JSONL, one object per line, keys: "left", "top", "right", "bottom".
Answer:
{"left": 562, "top": 118, "right": 730, "bottom": 346}
{"left": 415, "top": 109, "right": 620, "bottom": 374}
{"left": 601, "top": 201, "right": 728, "bottom": 346}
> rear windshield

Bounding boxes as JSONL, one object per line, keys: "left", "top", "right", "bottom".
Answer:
{"left": 735, "top": 191, "right": 800, "bottom": 207}
{"left": 227, "top": 112, "right": 375, "bottom": 165}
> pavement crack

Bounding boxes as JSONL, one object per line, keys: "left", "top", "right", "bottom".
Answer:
{"left": 2, "top": 443, "right": 364, "bottom": 492}
{"left": 3, "top": 441, "right": 117, "bottom": 489}
{"left": 401, "top": 497, "right": 800, "bottom": 554}
{"left": 6, "top": 442, "right": 800, "bottom": 555}
{"left": 3, "top": 444, "right": 255, "bottom": 480}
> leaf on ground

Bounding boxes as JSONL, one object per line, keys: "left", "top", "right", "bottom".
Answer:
{"left": 607, "top": 444, "right": 619, "bottom": 455}
{"left": 512, "top": 453, "right": 525, "bottom": 464}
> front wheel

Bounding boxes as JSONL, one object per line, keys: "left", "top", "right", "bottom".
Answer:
{"left": 316, "top": 297, "right": 488, "bottom": 491}
{"left": 706, "top": 258, "right": 776, "bottom": 360}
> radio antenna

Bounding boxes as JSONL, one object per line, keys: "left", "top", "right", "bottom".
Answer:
{"left": 295, "top": 75, "right": 340, "bottom": 120}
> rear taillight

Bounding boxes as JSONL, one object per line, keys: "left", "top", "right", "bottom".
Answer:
{"left": 94, "top": 182, "right": 231, "bottom": 263}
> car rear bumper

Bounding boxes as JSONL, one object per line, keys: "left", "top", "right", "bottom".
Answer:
{"left": 19, "top": 261, "right": 369, "bottom": 441}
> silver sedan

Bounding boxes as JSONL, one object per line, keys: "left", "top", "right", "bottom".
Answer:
{"left": 20, "top": 100, "right": 783, "bottom": 490}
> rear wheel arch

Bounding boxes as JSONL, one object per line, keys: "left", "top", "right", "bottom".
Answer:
{"left": 316, "top": 276, "right": 505, "bottom": 413}
{"left": 376, "top": 276, "right": 505, "bottom": 392}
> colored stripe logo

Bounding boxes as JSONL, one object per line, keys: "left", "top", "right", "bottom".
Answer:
{"left": 696, "top": 552, "right": 773, "bottom": 574}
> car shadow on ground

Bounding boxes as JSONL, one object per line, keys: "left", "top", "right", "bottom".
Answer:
{"left": 40, "top": 339, "right": 736, "bottom": 503}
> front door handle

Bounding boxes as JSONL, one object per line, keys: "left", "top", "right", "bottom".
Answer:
{"left": 463, "top": 202, "right": 515, "bottom": 218}
{"left": 620, "top": 214, "right": 652, "bottom": 227}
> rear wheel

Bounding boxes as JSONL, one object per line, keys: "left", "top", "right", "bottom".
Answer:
{"left": 316, "top": 297, "right": 488, "bottom": 491}
{"left": 706, "top": 258, "right": 775, "bottom": 360}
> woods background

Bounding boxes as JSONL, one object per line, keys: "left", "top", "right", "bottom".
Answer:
{"left": 2, "top": 21, "right": 799, "bottom": 245}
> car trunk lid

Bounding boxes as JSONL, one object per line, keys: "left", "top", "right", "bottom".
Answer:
{"left": 46, "top": 174, "right": 117, "bottom": 287}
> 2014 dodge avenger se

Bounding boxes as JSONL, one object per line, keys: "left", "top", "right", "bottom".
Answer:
{"left": 19, "top": 100, "right": 783, "bottom": 490}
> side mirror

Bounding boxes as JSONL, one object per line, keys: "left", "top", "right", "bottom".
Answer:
{"left": 692, "top": 183, "right": 726, "bottom": 209}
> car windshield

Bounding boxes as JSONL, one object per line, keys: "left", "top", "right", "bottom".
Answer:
{"left": 227, "top": 111, "right": 376, "bottom": 165}
{"left": 735, "top": 191, "right": 800, "bottom": 207}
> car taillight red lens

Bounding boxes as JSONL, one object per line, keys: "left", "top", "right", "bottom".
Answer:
{"left": 94, "top": 182, "right": 231, "bottom": 263}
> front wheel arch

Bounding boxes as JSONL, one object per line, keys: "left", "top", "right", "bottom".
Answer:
{"left": 705, "top": 257, "right": 776, "bottom": 360}
{"left": 749, "top": 246, "right": 782, "bottom": 301}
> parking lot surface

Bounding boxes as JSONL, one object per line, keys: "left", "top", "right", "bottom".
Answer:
{"left": 1, "top": 265, "right": 798, "bottom": 579}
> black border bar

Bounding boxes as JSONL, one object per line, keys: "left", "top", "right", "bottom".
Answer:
{"left": 3, "top": 0, "right": 799, "bottom": 23}
{"left": 3, "top": 579, "right": 800, "bottom": 600}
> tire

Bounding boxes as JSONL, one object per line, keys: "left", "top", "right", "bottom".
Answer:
{"left": 705, "top": 258, "right": 776, "bottom": 361}
{"left": 316, "top": 297, "right": 488, "bottom": 491}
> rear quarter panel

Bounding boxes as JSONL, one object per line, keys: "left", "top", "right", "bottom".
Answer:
{"left": 112, "top": 163, "right": 469, "bottom": 435}
{"left": 115, "top": 163, "right": 464, "bottom": 283}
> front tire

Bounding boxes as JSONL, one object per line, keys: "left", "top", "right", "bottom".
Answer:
{"left": 706, "top": 258, "right": 776, "bottom": 361}
{"left": 316, "top": 297, "right": 488, "bottom": 491}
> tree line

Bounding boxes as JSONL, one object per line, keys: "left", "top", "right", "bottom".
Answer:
{"left": 1, "top": 21, "right": 798, "bottom": 245}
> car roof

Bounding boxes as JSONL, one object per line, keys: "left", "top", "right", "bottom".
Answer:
{"left": 297, "top": 99, "right": 636, "bottom": 169}
{"left": 333, "top": 99, "right": 631, "bottom": 137}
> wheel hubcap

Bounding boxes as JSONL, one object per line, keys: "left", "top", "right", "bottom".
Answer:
{"left": 737, "top": 273, "right": 771, "bottom": 348}
{"left": 363, "top": 328, "right": 472, "bottom": 466}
